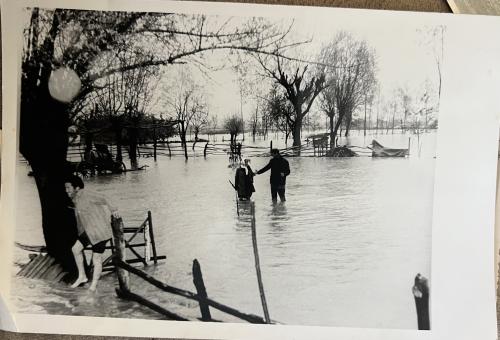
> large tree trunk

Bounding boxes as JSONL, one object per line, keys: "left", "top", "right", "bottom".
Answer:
{"left": 292, "top": 115, "right": 302, "bottom": 147}
{"left": 194, "top": 128, "right": 199, "bottom": 142}
{"left": 19, "top": 9, "right": 78, "bottom": 277}
{"left": 179, "top": 121, "right": 188, "bottom": 160}
{"left": 128, "top": 127, "right": 138, "bottom": 170}
{"left": 332, "top": 117, "right": 343, "bottom": 143}
{"left": 20, "top": 81, "right": 78, "bottom": 276}
{"left": 331, "top": 109, "right": 346, "bottom": 145}
{"left": 32, "top": 163, "right": 78, "bottom": 275}
{"left": 344, "top": 114, "right": 352, "bottom": 137}
{"left": 329, "top": 113, "right": 335, "bottom": 150}
{"left": 111, "top": 118, "right": 123, "bottom": 162}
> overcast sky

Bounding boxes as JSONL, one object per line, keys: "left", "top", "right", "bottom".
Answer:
{"left": 152, "top": 12, "right": 443, "bottom": 123}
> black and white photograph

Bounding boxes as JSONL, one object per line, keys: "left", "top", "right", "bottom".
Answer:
{"left": 2, "top": 0, "right": 500, "bottom": 339}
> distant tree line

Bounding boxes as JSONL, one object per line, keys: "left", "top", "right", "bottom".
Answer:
{"left": 251, "top": 30, "right": 440, "bottom": 149}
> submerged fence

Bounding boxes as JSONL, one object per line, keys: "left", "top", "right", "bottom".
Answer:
{"left": 102, "top": 211, "right": 164, "bottom": 271}
{"left": 136, "top": 140, "right": 372, "bottom": 159}
{"left": 111, "top": 215, "right": 274, "bottom": 323}
{"left": 62, "top": 135, "right": 390, "bottom": 166}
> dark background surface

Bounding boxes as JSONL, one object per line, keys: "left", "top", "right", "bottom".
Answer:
{"left": 1, "top": 0, "right": 459, "bottom": 339}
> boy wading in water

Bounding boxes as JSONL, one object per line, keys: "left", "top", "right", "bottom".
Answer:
{"left": 65, "top": 175, "right": 119, "bottom": 291}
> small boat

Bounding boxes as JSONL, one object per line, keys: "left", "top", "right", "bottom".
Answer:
{"left": 371, "top": 140, "right": 408, "bottom": 157}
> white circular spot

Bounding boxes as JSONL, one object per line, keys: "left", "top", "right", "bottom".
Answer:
{"left": 48, "top": 68, "right": 81, "bottom": 103}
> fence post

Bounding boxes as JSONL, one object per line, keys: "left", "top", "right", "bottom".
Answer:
{"left": 147, "top": 211, "right": 158, "bottom": 264}
{"left": 250, "top": 202, "right": 271, "bottom": 323}
{"left": 153, "top": 140, "right": 157, "bottom": 161}
{"left": 270, "top": 140, "right": 272, "bottom": 153}
{"left": 144, "top": 219, "right": 151, "bottom": 265}
{"left": 204, "top": 143, "right": 208, "bottom": 158}
{"left": 192, "top": 259, "right": 211, "bottom": 321}
{"left": 153, "top": 121, "right": 157, "bottom": 161}
{"left": 408, "top": 137, "right": 411, "bottom": 157}
{"left": 166, "top": 140, "right": 171, "bottom": 158}
{"left": 111, "top": 215, "right": 130, "bottom": 292}
{"left": 412, "top": 273, "right": 430, "bottom": 330}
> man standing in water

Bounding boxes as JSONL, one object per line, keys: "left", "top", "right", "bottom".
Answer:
{"left": 256, "top": 149, "right": 290, "bottom": 202}
{"left": 65, "top": 175, "right": 119, "bottom": 291}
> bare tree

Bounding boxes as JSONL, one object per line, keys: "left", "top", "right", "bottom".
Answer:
{"left": 408, "top": 80, "right": 438, "bottom": 133}
{"left": 259, "top": 101, "right": 272, "bottom": 140}
{"left": 419, "top": 79, "right": 438, "bottom": 131}
{"left": 263, "top": 85, "right": 294, "bottom": 145}
{"left": 248, "top": 106, "right": 260, "bottom": 141}
{"left": 318, "top": 85, "right": 337, "bottom": 149}
{"left": 363, "top": 92, "right": 375, "bottom": 137}
{"left": 257, "top": 55, "right": 326, "bottom": 147}
{"left": 387, "top": 89, "right": 399, "bottom": 134}
{"left": 191, "top": 104, "right": 209, "bottom": 141}
{"left": 418, "top": 25, "right": 445, "bottom": 104}
{"left": 84, "top": 49, "right": 159, "bottom": 169}
{"left": 193, "top": 111, "right": 208, "bottom": 142}
{"left": 224, "top": 115, "right": 244, "bottom": 143}
{"left": 167, "top": 73, "right": 207, "bottom": 159}
{"left": 397, "top": 86, "right": 412, "bottom": 132}
{"left": 318, "top": 31, "right": 377, "bottom": 141}
{"left": 374, "top": 86, "right": 381, "bottom": 135}
{"left": 208, "top": 115, "right": 218, "bottom": 141}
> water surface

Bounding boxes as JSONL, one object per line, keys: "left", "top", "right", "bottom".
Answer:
{"left": 13, "top": 131, "right": 435, "bottom": 328}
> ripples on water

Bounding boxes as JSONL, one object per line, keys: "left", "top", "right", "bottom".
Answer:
{"left": 14, "top": 132, "right": 435, "bottom": 328}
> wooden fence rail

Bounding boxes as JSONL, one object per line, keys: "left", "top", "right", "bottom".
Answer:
{"left": 113, "top": 259, "right": 269, "bottom": 324}
{"left": 249, "top": 202, "right": 270, "bottom": 323}
{"left": 101, "top": 211, "right": 164, "bottom": 270}
{"left": 116, "top": 288, "right": 189, "bottom": 321}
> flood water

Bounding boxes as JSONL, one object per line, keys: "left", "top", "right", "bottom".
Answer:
{"left": 12, "top": 131, "right": 435, "bottom": 329}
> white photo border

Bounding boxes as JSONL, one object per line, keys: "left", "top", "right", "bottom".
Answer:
{"left": 1, "top": 1, "right": 500, "bottom": 339}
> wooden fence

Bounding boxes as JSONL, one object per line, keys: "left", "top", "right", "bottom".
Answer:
{"left": 111, "top": 215, "right": 273, "bottom": 323}
{"left": 101, "top": 211, "right": 164, "bottom": 271}
{"left": 62, "top": 138, "right": 380, "bottom": 167}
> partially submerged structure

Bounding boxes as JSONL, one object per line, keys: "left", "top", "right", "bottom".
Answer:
{"left": 371, "top": 140, "right": 409, "bottom": 157}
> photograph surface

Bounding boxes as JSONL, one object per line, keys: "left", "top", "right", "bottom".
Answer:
{"left": 447, "top": 0, "right": 500, "bottom": 15}
{"left": 11, "top": 2, "right": 444, "bottom": 330}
